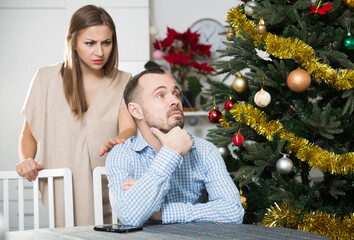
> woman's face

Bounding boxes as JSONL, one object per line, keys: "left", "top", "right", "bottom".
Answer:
{"left": 75, "top": 25, "right": 113, "bottom": 73}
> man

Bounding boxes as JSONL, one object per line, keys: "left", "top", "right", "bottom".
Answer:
{"left": 106, "top": 68, "right": 244, "bottom": 227}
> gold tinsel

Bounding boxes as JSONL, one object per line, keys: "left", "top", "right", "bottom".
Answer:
{"left": 227, "top": 7, "right": 354, "bottom": 91}
{"left": 263, "top": 202, "right": 354, "bottom": 239}
{"left": 341, "top": 0, "right": 354, "bottom": 11}
{"left": 224, "top": 103, "right": 354, "bottom": 175}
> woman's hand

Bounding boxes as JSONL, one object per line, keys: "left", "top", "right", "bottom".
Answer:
{"left": 99, "top": 137, "right": 126, "bottom": 156}
{"left": 16, "top": 158, "right": 43, "bottom": 182}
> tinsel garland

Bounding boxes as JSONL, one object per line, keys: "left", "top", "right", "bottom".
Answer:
{"left": 262, "top": 202, "right": 354, "bottom": 239}
{"left": 221, "top": 103, "right": 354, "bottom": 175}
{"left": 341, "top": 0, "right": 354, "bottom": 11}
{"left": 227, "top": 7, "right": 354, "bottom": 91}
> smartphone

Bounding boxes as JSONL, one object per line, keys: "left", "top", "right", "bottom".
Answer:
{"left": 93, "top": 224, "right": 143, "bottom": 233}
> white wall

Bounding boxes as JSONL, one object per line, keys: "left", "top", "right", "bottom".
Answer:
{"left": 150, "top": 0, "right": 241, "bottom": 39}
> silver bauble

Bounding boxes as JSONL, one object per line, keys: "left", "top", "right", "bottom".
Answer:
{"left": 276, "top": 154, "right": 293, "bottom": 174}
{"left": 218, "top": 147, "right": 228, "bottom": 159}
{"left": 244, "top": 1, "right": 259, "bottom": 16}
{"left": 188, "top": 116, "right": 198, "bottom": 126}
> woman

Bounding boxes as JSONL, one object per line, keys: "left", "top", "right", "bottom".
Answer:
{"left": 15, "top": 5, "right": 136, "bottom": 226}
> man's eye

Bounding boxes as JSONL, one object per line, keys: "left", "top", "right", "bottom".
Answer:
{"left": 174, "top": 92, "right": 180, "bottom": 97}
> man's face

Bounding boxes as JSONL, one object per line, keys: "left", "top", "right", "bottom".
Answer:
{"left": 138, "top": 73, "right": 184, "bottom": 133}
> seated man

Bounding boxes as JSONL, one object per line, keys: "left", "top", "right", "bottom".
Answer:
{"left": 106, "top": 68, "right": 245, "bottom": 227}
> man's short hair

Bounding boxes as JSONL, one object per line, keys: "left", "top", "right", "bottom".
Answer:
{"left": 124, "top": 68, "right": 165, "bottom": 106}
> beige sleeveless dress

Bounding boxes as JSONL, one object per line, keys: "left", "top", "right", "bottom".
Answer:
{"left": 22, "top": 63, "right": 131, "bottom": 226}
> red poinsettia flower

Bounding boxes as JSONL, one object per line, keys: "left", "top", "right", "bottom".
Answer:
{"left": 164, "top": 50, "right": 192, "bottom": 65}
{"left": 151, "top": 27, "right": 216, "bottom": 93}
{"left": 179, "top": 28, "right": 200, "bottom": 46}
{"left": 308, "top": 2, "right": 333, "bottom": 15}
{"left": 153, "top": 40, "right": 162, "bottom": 50}
{"left": 189, "top": 61, "right": 216, "bottom": 72}
{"left": 165, "top": 27, "right": 180, "bottom": 46}
{"left": 197, "top": 44, "right": 212, "bottom": 58}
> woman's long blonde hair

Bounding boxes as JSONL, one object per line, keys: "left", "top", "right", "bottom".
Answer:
{"left": 61, "top": 5, "right": 118, "bottom": 119}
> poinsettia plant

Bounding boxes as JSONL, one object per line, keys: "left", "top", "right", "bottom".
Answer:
{"left": 145, "top": 27, "right": 216, "bottom": 106}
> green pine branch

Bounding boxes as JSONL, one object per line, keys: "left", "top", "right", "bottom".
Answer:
{"left": 301, "top": 103, "right": 344, "bottom": 140}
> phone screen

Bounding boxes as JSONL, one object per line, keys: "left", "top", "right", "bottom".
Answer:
{"left": 93, "top": 224, "right": 143, "bottom": 233}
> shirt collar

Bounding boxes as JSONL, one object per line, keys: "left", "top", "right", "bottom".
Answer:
{"left": 129, "top": 130, "right": 150, "bottom": 152}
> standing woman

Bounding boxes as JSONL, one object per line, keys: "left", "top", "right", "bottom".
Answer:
{"left": 15, "top": 5, "right": 136, "bottom": 226}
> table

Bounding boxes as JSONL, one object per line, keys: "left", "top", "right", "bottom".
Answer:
{"left": 6, "top": 222, "right": 329, "bottom": 240}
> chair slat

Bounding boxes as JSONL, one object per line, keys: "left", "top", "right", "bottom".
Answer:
{"left": 33, "top": 179, "right": 39, "bottom": 229}
{"left": 3, "top": 179, "right": 9, "bottom": 232}
{"left": 93, "top": 167, "right": 103, "bottom": 225}
{"left": 1, "top": 168, "right": 73, "bottom": 231}
{"left": 62, "top": 169, "right": 74, "bottom": 227}
{"left": 18, "top": 178, "right": 24, "bottom": 231}
{"left": 48, "top": 177, "right": 54, "bottom": 228}
{"left": 112, "top": 209, "right": 118, "bottom": 224}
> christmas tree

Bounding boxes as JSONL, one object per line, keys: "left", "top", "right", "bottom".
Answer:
{"left": 202, "top": 0, "right": 354, "bottom": 239}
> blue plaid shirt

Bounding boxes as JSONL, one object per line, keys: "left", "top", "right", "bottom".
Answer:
{"left": 106, "top": 131, "right": 244, "bottom": 227}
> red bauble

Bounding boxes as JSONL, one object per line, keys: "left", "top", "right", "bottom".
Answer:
{"left": 224, "top": 99, "right": 235, "bottom": 111}
{"left": 233, "top": 132, "right": 245, "bottom": 146}
{"left": 208, "top": 109, "right": 222, "bottom": 123}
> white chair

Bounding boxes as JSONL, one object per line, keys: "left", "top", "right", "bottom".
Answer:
{"left": 0, "top": 168, "right": 74, "bottom": 231}
{"left": 93, "top": 166, "right": 117, "bottom": 225}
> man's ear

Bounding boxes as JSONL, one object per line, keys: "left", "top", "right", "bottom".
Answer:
{"left": 128, "top": 102, "right": 144, "bottom": 120}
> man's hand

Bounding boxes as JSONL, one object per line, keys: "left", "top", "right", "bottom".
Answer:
{"left": 151, "top": 126, "right": 194, "bottom": 156}
{"left": 16, "top": 158, "right": 43, "bottom": 182}
{"left": 99, "top": 138, "right": 126, "bottom": 156}
{"left": 121, "top": 178, "right": 138, "bottom": 190}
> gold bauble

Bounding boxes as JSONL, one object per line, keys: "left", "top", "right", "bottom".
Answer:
{"left": 254, "top": 88, "right": 271, "bottom": 107}
{"left": 240, "top": 190, "right": 247, "bottom": 210}
{"left": 256, "top": 18, "right": 267, "bottom": 34}
{"left": 287, "top": 68, "right": 311, "bottom": 92}
{"left": 233, "top": 74, "right": 248, "bottom": 92}
{"left": 226, "top": 30, "right": 234, "bottom": 41}
{"left": 341, "top": 0, "right": 354, "bottom": 11}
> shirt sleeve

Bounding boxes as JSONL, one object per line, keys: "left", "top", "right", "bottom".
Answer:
{"left": 106, "top": 145, "right": 183, "bottom": 227}
{"left": 162, "top": 144, "right": 245, "bottom": 224}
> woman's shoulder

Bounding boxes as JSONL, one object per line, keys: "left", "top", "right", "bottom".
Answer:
{"left": 107, "top": 68, "right": 132, "bottom": 88}
{"left": 36, "top": 62, "right": 63, "bottom": 77}
{"left": 113, "top": 68, "right": 132, "bottom": 80}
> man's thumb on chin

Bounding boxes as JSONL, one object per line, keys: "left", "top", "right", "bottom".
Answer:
{"left": 151, "top": 127, "right": 162, "bottom": 136}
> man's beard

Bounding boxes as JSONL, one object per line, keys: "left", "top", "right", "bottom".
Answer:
{"left": 144, "top": 107, "right": 184, "bottom": 133}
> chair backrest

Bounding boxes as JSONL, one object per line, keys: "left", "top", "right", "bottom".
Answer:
{"left": 93, "top": 166, "right": 117, "bottom": 225}
{"left": 0, "top": 168, "right": 74, "bottom": 231}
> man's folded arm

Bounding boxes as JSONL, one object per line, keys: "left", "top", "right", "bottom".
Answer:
{"left": 162, "top": 147, "right": 245, "bottom": 224}
{"left": 106, "top": 145, "right": 183, "bottom": 226}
